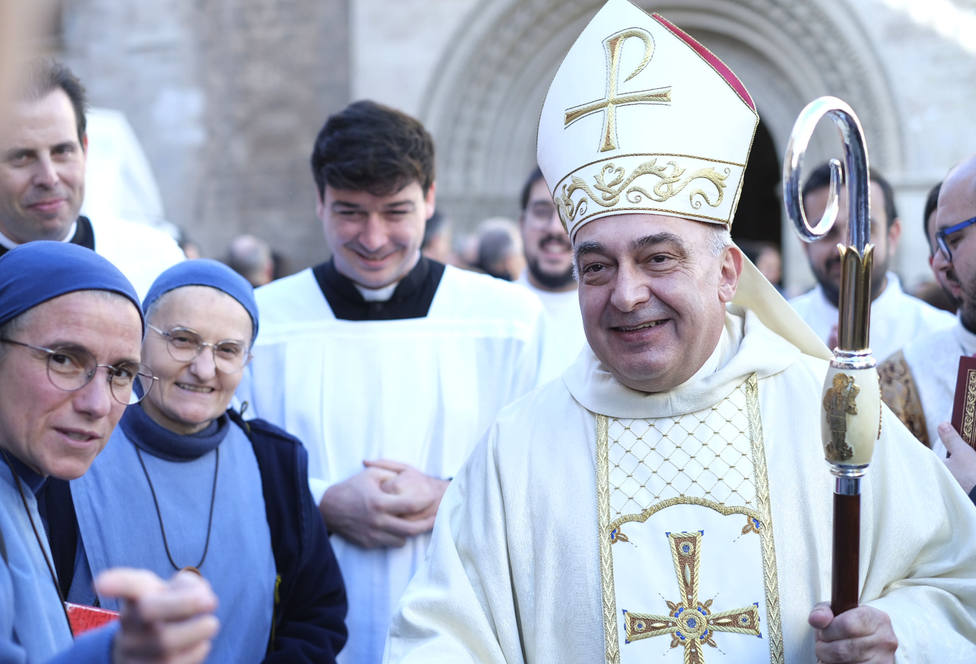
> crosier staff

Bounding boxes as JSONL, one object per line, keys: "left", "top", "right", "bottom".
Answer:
{"left": 782, "top": 96, "right": 881, "bottom": 616}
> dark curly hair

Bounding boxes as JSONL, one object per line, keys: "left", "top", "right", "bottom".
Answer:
{"left": 310, "top": 100, "right": 435, "bottom": 199}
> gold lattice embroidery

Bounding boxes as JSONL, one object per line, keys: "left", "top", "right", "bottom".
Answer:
{"left": 564, "top": 28, "right": 671, "bottom": 153}
{"left": 606, "top": 389, "right": 756, "bottom": 520}
{"left": 622, "top": 531, "right": 761, "bottom": 663}
{"left": 596, "top": 375, "right": 784, "bottom": 664}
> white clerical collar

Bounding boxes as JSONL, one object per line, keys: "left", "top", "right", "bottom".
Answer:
{"left": 355, "top": 282, "right": 398, "bottom": 302}
{"left": 0, "top": 221, "right": 77, "bottom": 251}
{"left": 563, "top": 308, "right": 804, "bottom": 419}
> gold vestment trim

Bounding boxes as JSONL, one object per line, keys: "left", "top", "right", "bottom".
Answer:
{"left": 596, "top": 413, "right": 620, "bottom": 663}
{"left": 596, "top": 374, "right": 784, "bottom": 663}
{"left": 746, "top": 374, "right": 785, "bottom": 664}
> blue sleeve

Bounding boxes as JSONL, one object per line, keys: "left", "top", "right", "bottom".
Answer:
{"left": 0, "top": 558, "right": 28, "bottom": 664}
{"left": 45, "top": 622, "right": 116, "bottom": 663}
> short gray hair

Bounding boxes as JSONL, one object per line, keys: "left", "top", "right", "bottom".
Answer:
{"left": 708, "top": 226, "right": 733, "bottom": 256}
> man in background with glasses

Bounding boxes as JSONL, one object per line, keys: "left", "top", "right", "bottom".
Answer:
{"left": 0, "top": 241, "right": 219, "bottom": 662}
{"left": 878, "top": 155, "right": 976, "bottom": 500}
{"left": 513, "top": 167, "right": 587, "bottom": 383}
{"left": 923, "top": 181, "right": 962, "bottom": 311}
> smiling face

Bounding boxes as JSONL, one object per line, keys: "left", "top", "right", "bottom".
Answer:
{"left": 318, "top": 180, "right": 434, "bottom": 289}
{"left": 0, "top": 291, "right": 142, "bottom": 479}
{"left": 141, "top": 286, "right": 252, "bottom": 435}
{"left": 574, "top": 214, "right": 742, "bottom": 393}
{"left": 802, "top": 180, "right": 899, "bottom": 305}
{"left": 0, "top": 88, "right": 86, "bottom": 243}
{"left": 520, "top": 177, "right": 575, "bottom": 291}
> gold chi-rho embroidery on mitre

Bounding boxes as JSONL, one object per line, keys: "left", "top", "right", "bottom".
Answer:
{"left": 537, "top": 0, "right": 760, "bottom": 241}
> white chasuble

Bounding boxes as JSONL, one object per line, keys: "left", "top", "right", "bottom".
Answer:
{"left": 385, "top": 308, "right": 976, "bottom": 664}
{"left": 597, "top": 377, "right": 781, "bottom": 663}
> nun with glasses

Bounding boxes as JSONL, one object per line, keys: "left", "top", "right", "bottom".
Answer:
{"left": 45, "top": 259, "right": 348, "bottom": 663}
{"left": 0, "top": 242, "right": 219, "bottom": 663}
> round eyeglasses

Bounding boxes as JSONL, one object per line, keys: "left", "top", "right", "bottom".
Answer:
{"left": 148, "top": 325, "right": 251, "bottom": 372}
{"left": 0, "top": 338, "right": 156, "bottom": 405}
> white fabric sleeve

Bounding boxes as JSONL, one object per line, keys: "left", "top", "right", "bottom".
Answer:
{"left": 309, "top": 477, "right": 328, "bottom": 507}
{"left": 384, "top": 426, "right": 521, "bottom": 663}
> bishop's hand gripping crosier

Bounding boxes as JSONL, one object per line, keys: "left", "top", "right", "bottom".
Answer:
{"left": 783, "top": 96, "right": 881, "bottom": 616}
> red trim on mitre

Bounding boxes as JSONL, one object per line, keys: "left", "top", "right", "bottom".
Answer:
{"left": 652, "top": 13, "right": 755, "bottom": 112}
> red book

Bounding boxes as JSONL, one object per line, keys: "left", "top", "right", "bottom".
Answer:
{"left": 65, "top": 602, "right": 119, "bottom": 636}
{"left": 951, "top": 356, "right": 976, "bottom": 449}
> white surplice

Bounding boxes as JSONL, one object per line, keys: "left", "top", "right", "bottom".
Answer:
{"left": 790, "top": 273, "right": 955, "bottom": 361}
{"left": 237, "top": 264, "right": 546, "bottom": 664}
{"left": 385, "top": 308, "right": 976, "bottom": 663}
{"left": 897, "top": 318, "right": 976, "bottom": 458}
{"left": 87, "top": 216, "right": 185, "bottom": 299}
{"left": 515, "top": 272, "right": 587, "bottom": 384}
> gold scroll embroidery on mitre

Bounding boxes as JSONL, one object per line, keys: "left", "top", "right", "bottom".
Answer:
{"left": 555, "top": 157, "right": 731, "bottom": 233}
{"left": 596, "top": 375, "right": 783, "bottom": 664}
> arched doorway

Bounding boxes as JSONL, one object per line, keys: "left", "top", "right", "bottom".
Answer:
{"left": 733, "top": 120, "right": 781, "bottom": 247}
{"left": 422, "top": 0, "right": 904, "bottom": 292}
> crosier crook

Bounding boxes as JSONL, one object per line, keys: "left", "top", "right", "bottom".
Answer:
{"left": 783, "top": 96, "right": 881, "bottom": 616}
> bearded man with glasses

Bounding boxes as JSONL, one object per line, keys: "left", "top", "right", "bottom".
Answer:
{"left": 879, "top": 154, "right": 976, "bottom": 502}
{"left": 0, "top": 241, "right": 218, "bottom": 663}
{"left": 513, "top": 166, "right": 587, "bottom": 383}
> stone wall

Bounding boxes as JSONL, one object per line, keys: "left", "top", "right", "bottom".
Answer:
{"left": 59, "top": 0, "right": 350, "bottom": 272}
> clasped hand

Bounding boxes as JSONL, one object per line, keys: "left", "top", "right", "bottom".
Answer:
{"left": 319, "top": 459, "right": 449, "bottom": 548}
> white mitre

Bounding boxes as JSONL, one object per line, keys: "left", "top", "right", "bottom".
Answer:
{"left": 537, "top": 0, "right": 828, "bottom": 360}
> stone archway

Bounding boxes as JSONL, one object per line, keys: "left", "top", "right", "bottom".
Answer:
{"left": 422, "top": 0, "right": 904, "bottom": 290}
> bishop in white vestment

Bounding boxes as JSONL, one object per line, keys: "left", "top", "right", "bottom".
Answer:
{"left": 386, "top": 310, "right": 976, "bottom": 662}
{"left": 385, "top": 1, "right": 976, "bottom": 661}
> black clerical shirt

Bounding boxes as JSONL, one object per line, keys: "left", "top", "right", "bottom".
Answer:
{"left": 312, "top": 256, "right": 445, "bottom": 321}
{"left": 0, "top": 216, "right": 95, "bottom": 258}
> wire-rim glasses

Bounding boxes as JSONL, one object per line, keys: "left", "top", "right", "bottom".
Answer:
{"left": 936, "top": 215, "right": 976, "bottom": 262}
{"left": 148, "top": 324, "right": 251, "bottom": 372}
{"left": 0, "top": 338, "right": 156, "bottom": 405}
